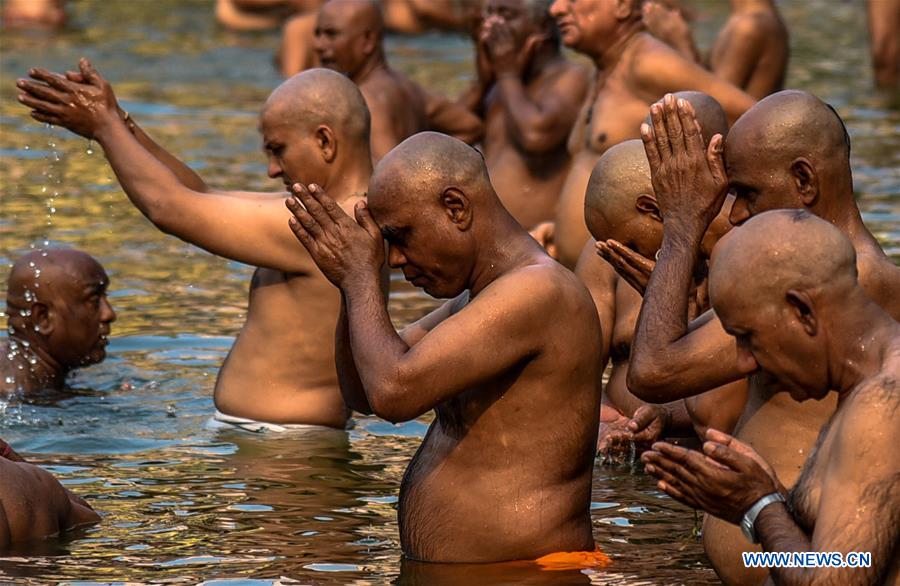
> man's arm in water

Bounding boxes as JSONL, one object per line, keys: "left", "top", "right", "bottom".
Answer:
{"left": 628, "top": 96, "right": 745, "bottom": 403}
{"left": 755, "top": 385, "right": 900, "bottom": 586}
{"left": 287, "top": 184, "right": 554, "bottom": 424}
{"left": 17, "top": 60, "right": 315, "bottom": 274}
{"left": 634, "top": 44, "right": 755, "bottom": 123}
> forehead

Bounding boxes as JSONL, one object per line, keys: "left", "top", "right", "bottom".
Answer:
{"left": 317, "top": 3, "right": 357, "bottom": 29}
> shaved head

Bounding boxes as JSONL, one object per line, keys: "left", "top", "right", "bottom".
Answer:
{"left": 711, "top": 209, "right": 857, "bottom": 316}
{"left": 263, "top": 68, "right": 370, "bottom": 146}
{"left": 321, "top": 0, "right": 383, "bottom": 35}
{"left": 369, "top": 131, "right": 495, "bottom": 210}
{"left": 644, "top": 91, "right": 729, "bottom": 145}
{"left": 6, "top": 249, "right": 106, "bottom": 311}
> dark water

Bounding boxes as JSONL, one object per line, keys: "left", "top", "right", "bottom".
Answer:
{"left": 0, "top": 0, "right": 896, "bottom": 584}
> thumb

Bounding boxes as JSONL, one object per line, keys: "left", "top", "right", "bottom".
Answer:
{"left": 354, "top": 200, "right": 381, "bottom": 240}
{"left": 79, "top": 58, "right": 100, "bottom": 85}
{"left": 702, "top": 440, "right": 748, "bottom": 472}
{"left": 706, "top": 133, "right": 727, "bottom": 184}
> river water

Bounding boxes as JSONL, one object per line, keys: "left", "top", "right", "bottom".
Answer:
{"left": 0, "top": 0, "right": 897, "bottom": 584}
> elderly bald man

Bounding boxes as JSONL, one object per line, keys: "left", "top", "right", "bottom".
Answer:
{"left": 18, "top": 61, "right": 374, "bottom": 429}
{"left": 611, "top": 91, "right": 900, "bottom": 584}
{"left": 286, "top": 132, "right": 604, "bottom": 564}
{"left": 2, "top": 249, "right": 115, "bottom": 396}
{"left": 643, "top": 210, "right": 900, "bottom": 586}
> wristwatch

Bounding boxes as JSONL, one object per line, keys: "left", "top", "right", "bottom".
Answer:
{"left": 740, "top": 492, "right": 786, "bottom": 544}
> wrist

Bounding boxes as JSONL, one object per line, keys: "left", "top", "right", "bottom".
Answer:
{"left": 660, "top": 230, "right": 703, "bottom": 258}
{"left": 740, "top": 492, "right": 786, "bottom": 544}
{"left": 92, "top": 110, "right": 128, "bottom": 143}
{"left": 341, "top": 267, "right": 381, "bottom": 294}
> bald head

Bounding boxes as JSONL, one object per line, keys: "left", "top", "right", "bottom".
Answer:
{"left": 7, "top": 249, "right": 105, "bottom": 310}
{"left": 263, "top": 68, "right": 370, "bottom": 147}
{"left": 584, "top": 140, "right": 651, "bottom": 228}
{"left": 710, "top": 210, "right": 857, "bottom": 316}
{"left": 727, "top": 90, "right": 851, "bottom": 178}
{"left": 369, "top": 132, "right": 496, "bottom": 210}
{"left": 320, "top": 0, "right": 383, "bottom": 34}
{"left": 644, "top": 91, "right": 729, "bottom": 146}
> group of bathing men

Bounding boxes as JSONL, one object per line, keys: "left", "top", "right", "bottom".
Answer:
{"left": 2, "top": 0, "right": 899, "bottom": 583}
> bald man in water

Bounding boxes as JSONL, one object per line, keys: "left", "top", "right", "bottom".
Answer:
{"left": 458, "top": 0, "right": 588, "bottom": 229}
{"left": 644, "top": 0, "right": 788, "bottom": 100}
{"left": 1, "top": 249, "right": 116, "bottom": 397}
{"left": 577, "top": 93, "right": 744, "bottom": 454}
{"left": 643, "top": 210, "right": 900, "bottom": 586}
{"left": 18, "top": 62, "right": 373, "bottom": 429}
{"left": 620, "top": 91, "right": 900, "bottom": 584}
{"left": 547, "top": 0, "right": 755, "bottom": 268}
{"left": 286, "top": 132, "right": 603, "bottom": 563}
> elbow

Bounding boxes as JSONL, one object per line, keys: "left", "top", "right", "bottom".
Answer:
{"left": 142, "top": 197, "right": 175, "bottom": 232}
{"left": 368, "top": 382, "right": 419, "bottom": 424}
{"left": 519, "top": 128, "right": 560, "bottom": 155}
{"left": 626, "top": 358, "right": 670, "bottom": 403}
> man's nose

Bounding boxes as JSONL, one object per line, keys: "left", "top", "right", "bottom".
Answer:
{"left": 735, "top": 344, "right": 759, "bottom": 376}
{"left": 267, "top": 158, "right": 282, "bottom": 179}
{"left": 387, "top": 245, "right": 406, "bottom": 269}
{"left": 549, "top": 0, "right": 565, "bottom": 17}
{"left": 729, "top": 198, "right": 751, "bottom": 226}
{"left": 101, "top": 297, "right": 117, "bottom": 323}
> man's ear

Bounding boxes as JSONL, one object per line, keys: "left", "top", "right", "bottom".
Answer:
{"left": 614, "top": 0, "right": 638, "bottom": 20}
{"left": 790, "top": 158, "right": 819, "bottom": 208}
{"left": 441, "top": 187, "right": 472, "bottom": 230}
{"left": 31, "top": 302, "right": 53, "bottom": 336}
{"left": 362, "top": 29, "right": 378, "bottom": 55}
{"left": 786, "top": 289, "right": 817, "bottom": 336}
{"left": 635, "top": 194, "right": 663, "bottom": 223}
{"left": 316, "top": 125, "right": 337, "bottom": 163}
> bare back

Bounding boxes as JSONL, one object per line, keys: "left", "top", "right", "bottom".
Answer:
{"left": 709, "top": 8, "right": 789, "bottom": 99}
{"left": 399, "top": 261, "right": 602, "bottom": 562}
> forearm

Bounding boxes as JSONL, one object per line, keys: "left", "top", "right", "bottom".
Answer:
{"left": 124, "top": 111, "right": 209, "bottom": 192}
{"left": 755, "top": 503, "right": 833, "bottom": 586}
{"left": 93, "top": 114, "right": 197, "bottom": 225}
{"left": 343, "top": 277, "right": 413, "bottom": 421}
{"left": 456, "top": 80, "right": 489, "bottom": 117}
{"left": 335, "top": 296, "right": 373, "bottom": 414}
{"left": 497, "top": 74, "right": 556, "bottom": 152}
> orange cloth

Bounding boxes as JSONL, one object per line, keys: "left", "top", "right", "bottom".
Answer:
{"left": 534, "top": 547, "right": 611, "bottom": 571}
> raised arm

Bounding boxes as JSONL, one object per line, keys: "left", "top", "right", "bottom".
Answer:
{"left": 17, "top": 60, "right": 314, "bottom": 273}
{"left": 483, "top": 22, "right": 589, "bottom": 154}
{"left": 287, "top": 185, "right": 550, "bottom": 423}
{"left": 628, "top": 95, "right": 745, "bottom": 402}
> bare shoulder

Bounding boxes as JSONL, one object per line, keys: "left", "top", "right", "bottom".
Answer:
{"left": 490, "top": 257, "right": 597, "bottom": 322}
{"left": 857, "top": 249, "right": 900, "bottom": 320}
{"left": 838, "top": 367, "right": 900, "bottom": 452}
{"left": 630, "top": 33, "right": 695, "bottom": 83}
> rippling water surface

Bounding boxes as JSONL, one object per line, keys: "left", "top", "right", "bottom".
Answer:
{"left": 0, "top": 0, "right": 897, "bottom": 583}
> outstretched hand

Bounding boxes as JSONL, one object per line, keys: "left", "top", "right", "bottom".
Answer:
{"left": 597, "top": 404, "right": 668, "bottom": 460}
{"left": 641, "top": 428, "right": 783, "bottom": 524}
{"left": 285, "top": 183, "right": 384, "bottom": 290}
{"left": 641, "top": 94, "right": 729, "bottom": 237}
{"left": 17, "top": 58, "right": 121, "bottom": 139}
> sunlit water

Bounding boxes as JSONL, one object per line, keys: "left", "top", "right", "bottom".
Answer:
{"left": 0, "top": 0, "right": 896, "bottom": 583}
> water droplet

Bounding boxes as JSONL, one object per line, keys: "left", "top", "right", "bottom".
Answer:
{"left": 50, "top": 207, "right": 56, "bottom": 213}
{"left": 4, "top": 377, "right": 14, "bottom": 385}
{"left": 24, "top": 145, "right": 30, "bottom": 150}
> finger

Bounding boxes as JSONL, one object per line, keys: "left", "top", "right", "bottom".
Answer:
{"left": 662, "top": 94, "right": 685, "bottom": 156}
{"left": 706, "top": 134, "right": 727, "bottom": 184}
{"left": 704, "top": 428, "right": 733, "bottom": 445}
{"left": 17, "top": 79, "right": 66, "bottom": 104}
{"left": 308, "top": 183, "right": 347, "bottom": 223}
{"left": 287, "top": 215, "right": 316, "bottom": 251}
{"left": 677, "top": 98, "right": 703, "bottom": 153}
{"left": 640, "top": 122, "right": 661, "bottom": 176}
{"left": 354, "top": 200, "right": 382, "bottom": 241}
{"left": 28, "top": 68, "right": 75, "bottom": 92}
{"left": 30, "top": 110, "right": 61, "bottom": 125}
{"left": 649, "top": 102, "right": 671, "bottom": 159}
{"left": 657, "top": 479, "right": 695, "bottom": 507}
{"left": 17, "top": 93, "right": 63, "bottom": 115}
{"left": 285, "top": 195, "right": 324, "bottom": 238}
{"left": 79, "top": 58, "right": 101, "bottom": 84}
{"left": 607, "top": 240, "right": 654, "bottom": 273}
{"left": 702, "top": 441, "right": 752, "bottom": 473}
{"left": 65, "top": 70, "right": 85, "bottom": 83}
{"left": 291, "top": 183, "right": 332, "bottom": 228}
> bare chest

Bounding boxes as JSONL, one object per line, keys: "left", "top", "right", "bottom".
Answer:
{"left": 582, "top": 74, "right": 650, "bottom": 153}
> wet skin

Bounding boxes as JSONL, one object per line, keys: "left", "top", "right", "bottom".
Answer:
{"left": 17, "top": 62, "right": 373, "bottom": 427}
{"left": 1, "top": 249, "right": 115, "bottom": 397}
{"left": 287, "top": 133, "right": 603, "bottom": 563}
{"left": 547, "top": 0, "right": 755, "bottom": 268}
{"left": 643, "top": 210, "right": 900, "bottom": 586}
{"left": 625, "top": 92, "right": 900, "bottom": 585}
{"left": 462, "top": 0, "right": 589, "bottom": 228}
{"left": 867, "top": 0, "right": 900, "bottom": 87}
{"left": 313, "top": 0, "right": 428, "bottom": 163}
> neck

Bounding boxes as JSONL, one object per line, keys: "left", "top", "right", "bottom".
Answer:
{"left": 352, "top": 49, "right": 387, "bottom": 84}
{"left": 467, "top": 210, "right": 540, "bottom": 297}
{"left": 827, "top": 294, "right": 900, "bottom": 401}
{"left": 322, "top": 160, "right": 372, "bottom": 202}
{"left": 812, "top": 194, "right": 880, "bottom": 251}
{"left": 6, "top": 332, "right": 67, "bottom": 391}
{"left": 595, "top": 20, "right": 644, "bottom": 70}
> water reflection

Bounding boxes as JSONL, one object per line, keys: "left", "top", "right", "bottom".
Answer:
{"left": 0, "top": 0, "right": 896, "bottom": 583}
